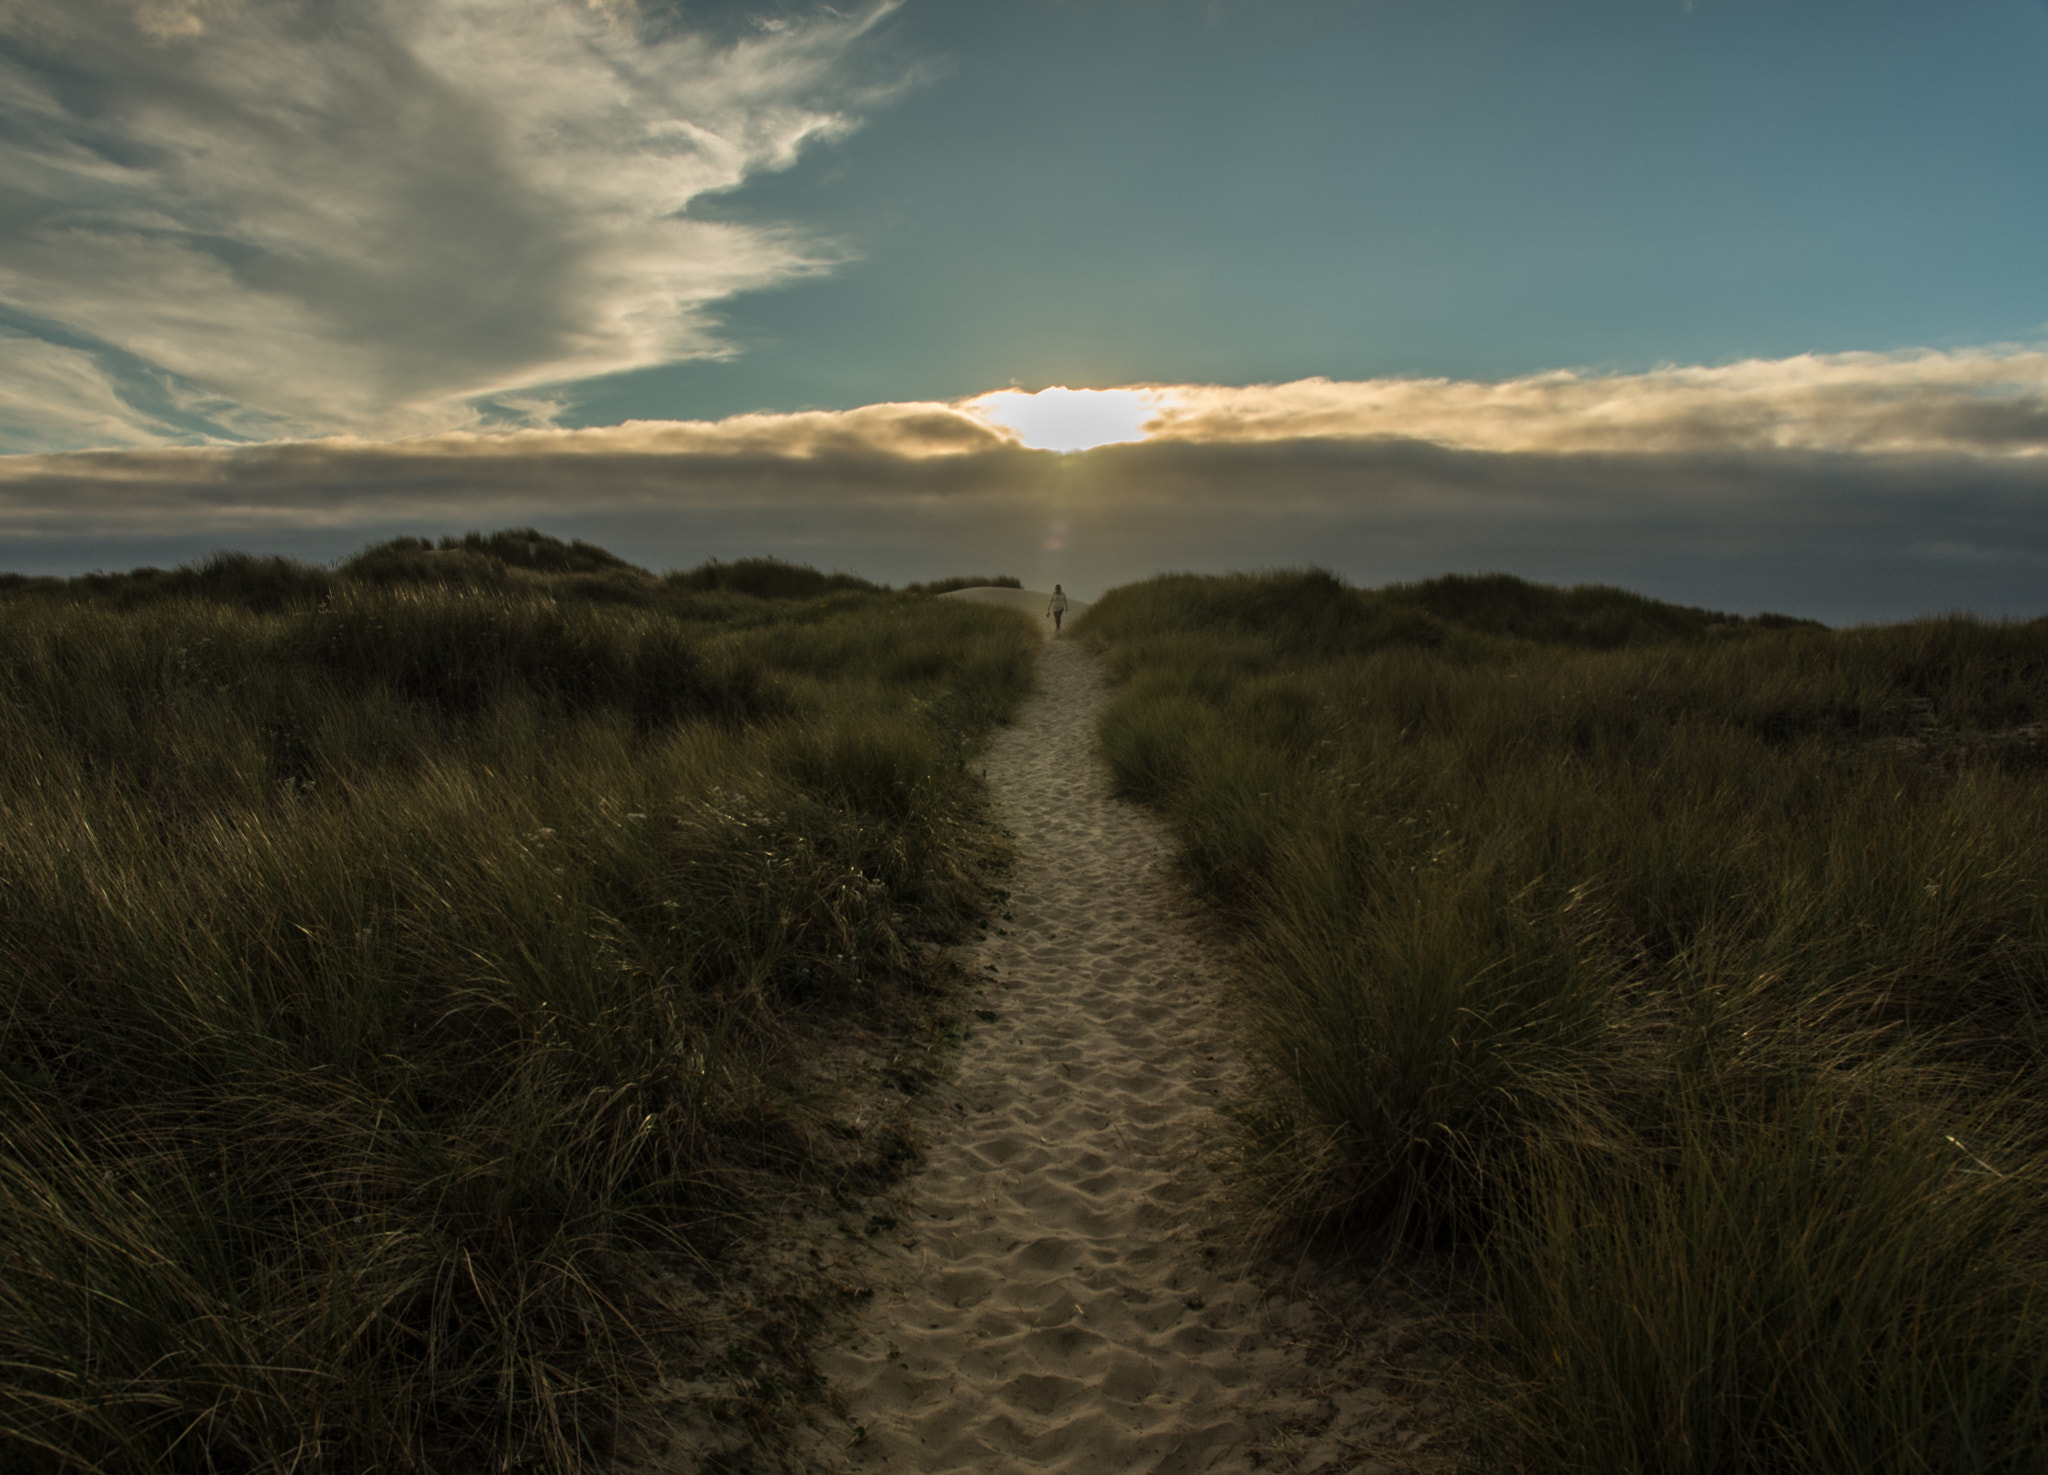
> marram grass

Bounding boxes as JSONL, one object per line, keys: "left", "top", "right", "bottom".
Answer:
{"left": 1078, "top": 569, "right": 2048, "bottom": 1474}
{"left": 0, "top": 537, "right": 1037, "bottom": 1474}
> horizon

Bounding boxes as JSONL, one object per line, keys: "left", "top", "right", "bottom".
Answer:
{"left": 0, "top": 526, "right": 2012, "bottom": 633}
{"left": 3, "top": 1, "right": 2045, "bottom": 622}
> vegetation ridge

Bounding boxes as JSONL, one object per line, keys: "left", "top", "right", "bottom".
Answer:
{"left": 0, "top": 531, "right": 1038, "bottom": 1473}
{"left": 1076, "top": 568, "right": 2048, "bottom": 1474}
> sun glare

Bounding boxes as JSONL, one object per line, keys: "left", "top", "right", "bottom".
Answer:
{"left": 968, "top": 386, "right": 1155, "bottom": 453}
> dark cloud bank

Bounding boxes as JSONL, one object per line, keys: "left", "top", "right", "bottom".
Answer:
{"left": 3, "top": 434, "right": 2042, "bottom": 626}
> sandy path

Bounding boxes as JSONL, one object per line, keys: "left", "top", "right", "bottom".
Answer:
{"left": 800, "top": 636, "right": 1370, "bottom": 1474}
{"left": 935, "top": 585, "right": 1088, "bottom": 638}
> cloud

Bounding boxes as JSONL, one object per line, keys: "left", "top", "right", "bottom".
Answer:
{"left": 0, "top": 398, "right": 1039, "bottom": 536}
{"left": 0, "top": 0, "right": 906, "bottom": 451}
{"left": 1140, "top": 347, "right": 2048, "bottom": 457}
{"left": 7, "top": 346, "right": 2048, "bottom": 533}
{"left": 0, "top": 330, "right": 183, "bottom": 448}
{"left": 3, "top": 346, "right": 2047, "bottom": 622}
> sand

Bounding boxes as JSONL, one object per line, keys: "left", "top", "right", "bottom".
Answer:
{"left": 787, "top": 634, "right": 1451, "bottom": 1475}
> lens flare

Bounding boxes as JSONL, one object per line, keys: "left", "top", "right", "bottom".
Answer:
{"left": 966, "top": 386, "right": 1155, "bottom": 452}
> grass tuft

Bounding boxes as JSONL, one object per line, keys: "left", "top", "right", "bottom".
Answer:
{"left": 1077, "top": 569, "right": 2048, "bottom": 1471}
{"left": 0, "top": 537, "right": 1037, "bottom": 1473}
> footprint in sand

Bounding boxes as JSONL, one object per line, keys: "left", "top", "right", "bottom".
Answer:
{"left": 799, "top": 633, "right": 1384, "bottom": 1475}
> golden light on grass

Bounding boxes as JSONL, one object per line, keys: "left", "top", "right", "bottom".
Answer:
{"left": 966, "top": 385, "right": 1156, "bottom": 452}
{"left": 0, "top": 535, "right": 1046, "bottom": 1473}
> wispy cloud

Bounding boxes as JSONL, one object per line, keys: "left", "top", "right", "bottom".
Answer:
{"left": 0, "top": 0, "right": 906, "bottom": 451}
{"left": 1139, "top": 348, "right": 2048, "bottom": 457}
{"left": 0, "top": 330, "right": 187, "bottom": 449}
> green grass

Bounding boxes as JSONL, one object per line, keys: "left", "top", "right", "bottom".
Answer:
{"left": 0, "top": 532, "right": 1038, "bottom": 1473}
{"left": 1076, "top": 569, "right": 2048, "bottom": 1474}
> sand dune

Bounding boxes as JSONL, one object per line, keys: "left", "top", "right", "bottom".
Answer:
{"left": 787, "top": 639, "right": 1449, "bottom": 1474}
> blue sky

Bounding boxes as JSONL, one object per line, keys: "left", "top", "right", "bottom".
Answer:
{"left": 581, "top": 0, "right": 2048, "bottom": 423}
{"left": 2, "top": 0, "right": 2047, "bottom": 619}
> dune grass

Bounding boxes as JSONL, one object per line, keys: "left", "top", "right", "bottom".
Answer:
{"left": 0, "top": 534, "right": 1038, "bottom": 1473}
{"left": 1076, "top": 570, "right": 2048, "bottom": 1474}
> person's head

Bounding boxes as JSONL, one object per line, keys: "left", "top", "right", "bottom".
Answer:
{"left": 1054, "top": 584, "right": 1062, "bottom": 592}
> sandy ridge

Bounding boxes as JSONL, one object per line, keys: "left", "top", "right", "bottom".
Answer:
{"left": 791, "top": 636, "right": 1445, "bottom": 1474}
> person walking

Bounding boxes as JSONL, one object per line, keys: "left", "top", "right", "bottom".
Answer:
{"left": 1047, "top": 584, "right": 1069, "bottom": 633}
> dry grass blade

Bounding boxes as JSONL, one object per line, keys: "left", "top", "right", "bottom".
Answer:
{"left": 0, "top": 534, "right": 1036, "bottom": 1473}
{"left": 1078, "top": 570, "right": 2048, "bottom": 1473}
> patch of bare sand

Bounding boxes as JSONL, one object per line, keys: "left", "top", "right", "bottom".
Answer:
{"left": 781, "top": 639, "right": 1459, "bottom": 1475}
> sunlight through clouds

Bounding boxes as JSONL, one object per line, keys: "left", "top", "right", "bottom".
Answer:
{"left": 966, "top": 387, "right": 1159, "bottom": 452}
{"left": 5, "top": 347, "right": 2048, "bottom": 623}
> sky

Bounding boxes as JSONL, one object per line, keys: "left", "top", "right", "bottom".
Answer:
{"left": 2, "top": 0, "right": 2047, "bottom": 621}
